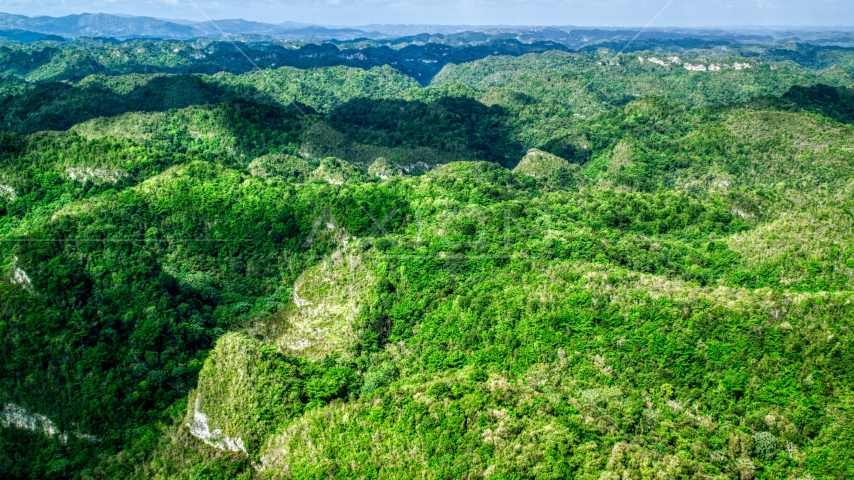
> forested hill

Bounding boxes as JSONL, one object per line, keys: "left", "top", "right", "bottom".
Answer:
{"left": 1, "top": 33, "right": 854, "bottom": 480}
{"left": 0, "top": 37, "right": 568, "bottom": 84}
{"left": 1, "top": 33, "right": 852, "bottom": 87}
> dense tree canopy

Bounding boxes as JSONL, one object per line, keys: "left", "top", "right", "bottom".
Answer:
{"left": 1, "top": 33, "right": 854, "bottom": 479}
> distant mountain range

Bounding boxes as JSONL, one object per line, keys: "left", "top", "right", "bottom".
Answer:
{"left": 0, "top": 12, "right": 388, "bottom": 41}
{"left": 1, "top": 12, "right": 853, "bottom": 44}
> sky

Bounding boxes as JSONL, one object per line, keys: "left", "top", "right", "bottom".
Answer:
{"left": 0, "top": 0, "right": 851, "bottom": 27}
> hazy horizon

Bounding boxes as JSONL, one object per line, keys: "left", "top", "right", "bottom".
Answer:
{"left": 1, "top": 0, "right": 851, "bottom": 28}
{"left": 5, "top": 12, "right": 854, "bottom": 30}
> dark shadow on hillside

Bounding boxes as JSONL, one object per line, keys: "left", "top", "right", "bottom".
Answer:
{"left": 540, "top": 135, "right": 594, "bottom": 165}
{"left": 326, "top": 96, "right": 526, "bottom": 168}
{"left": 0, "top": 71, "right": 530, "bottom": 171}
{"left": 0, "top": 74, "right": 293, "bottom": 134}
{"left": 781, "top": 84, "right": 854, "bottom": 124}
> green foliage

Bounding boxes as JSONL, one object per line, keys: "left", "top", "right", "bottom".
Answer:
{"left": 367, "top": 157, "right": 403, "bottom": 180}
{"left": 308, "top": 156, "right": 368, "bottom": 184}
{"left": 248, "top": 154, "right": 317, "bottom": 182}
{"left": 1, "top": 35, "right": 854, "bottom": 480}
{"left": 513, "top": 148, "right": 581, "bottom": 189}
{"left": 0, "top": 38, "right": 567, "bottom": 85}
{"left": 754, "top": 431, "right": 779, "bottom": 461}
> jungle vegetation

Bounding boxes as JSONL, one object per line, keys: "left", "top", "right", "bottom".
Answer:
{"left": 1, "top": 33, "right": 854, "bottom": 479}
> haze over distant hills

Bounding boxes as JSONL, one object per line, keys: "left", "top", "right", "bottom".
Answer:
{"left": 2, "top": 11, "right": 854, "bottom": 44}
{"left": 0, "top": 12, "right": 385, "bottom": 41}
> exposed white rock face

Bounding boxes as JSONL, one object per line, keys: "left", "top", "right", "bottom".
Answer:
{"left": 293, "top": 287, "right": 309, "bottom": 307}
{"left": 1, "top": 403, "right": 96, "bottom": 443}
{"left": 648, "top": 57, "right": 669, "bottom": 67}
{"left": 0, "top": 184, "right": 15, "bottom": 201}
{"left": 187, "top": 398, "right": 247, "bottom": 453}
{"left": 13, "top": 268, "right": 31, "bottom": 287}
{"left": 2, "top": 404, "right": 60, "bottom": 437}
{"left": 400, "top": 161, "right": 435, "bottom": 174}
{"left": 66, "top": 167, "right": 128, "bottom": 184}
{"left": 679, "top": 61, "right": 750, "bottom": 72}
{"left": 11, "top": 256, "right": 33, "bottom": 292}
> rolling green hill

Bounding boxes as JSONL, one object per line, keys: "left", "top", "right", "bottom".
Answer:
{"left": 1, "top": 35, "right": 854, "bottom": 479}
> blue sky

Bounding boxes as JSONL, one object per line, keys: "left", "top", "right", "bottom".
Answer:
{"left": 2, "top": 0, "right": 851, "bottom": 27}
